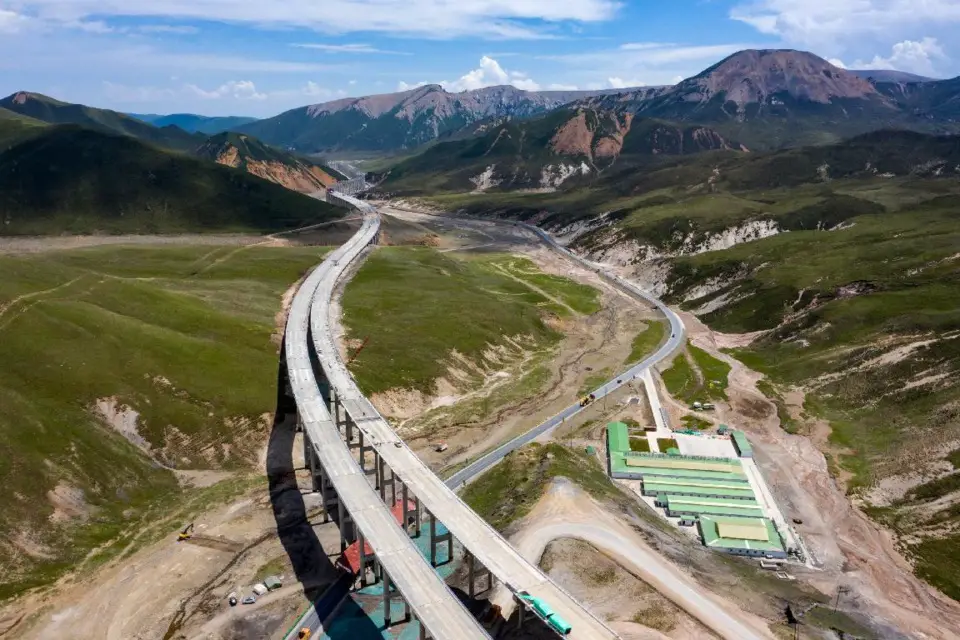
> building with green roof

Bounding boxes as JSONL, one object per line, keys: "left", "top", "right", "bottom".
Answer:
{"left": 731, "top": 431, "right": 753, "bottom": 458}
{"left": 697, "top": 516, "right": 786, "bottom": 558}
{"left": 642, "top": 481, "right": 756, "bottom": 501}
{"left": 664, "top": 495, "right": 764, "bottom": 519}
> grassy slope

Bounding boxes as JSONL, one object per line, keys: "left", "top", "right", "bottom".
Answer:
{"left": 341, "top": 247, "right": 603, "bottom": 395}
{"left": 404, "top": 130, "right": 960, "bottom": 600}
{"left": 626, "top": 321, "right": 667, "bottom": 365}
{"left": 0, "top": 92, "right": 202, "bottom": 152}
{"left": 0, "top": 126, "right": 343, "bottom": 235}
{"left": 0, "top": 243, "right": 327, "bottom": 599}
{"left": 462, "top": 443, "right": 630, "bottom": 531}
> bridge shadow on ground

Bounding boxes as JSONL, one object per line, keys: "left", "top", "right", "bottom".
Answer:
{"left": 266, "top": 341, "right": 341, "bottom": 604}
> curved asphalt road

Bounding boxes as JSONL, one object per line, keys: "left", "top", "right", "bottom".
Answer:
{"left": 286, "top": 210, "right": 685, "bottom": 639}
{"left": 445, "top": 220, "right": 685, "bottom": 489}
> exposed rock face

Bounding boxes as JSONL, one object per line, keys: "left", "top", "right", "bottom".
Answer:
{"left": 683, "top": 49, "right": 880, "bottom": 106}
{"left": 195, "top": 132, "right": 338, "bottom": 193}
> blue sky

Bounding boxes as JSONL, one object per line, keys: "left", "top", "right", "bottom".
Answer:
{"left": 1, "top": 1, "right": 958, "bottom": 117}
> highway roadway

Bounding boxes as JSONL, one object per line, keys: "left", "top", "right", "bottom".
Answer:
{"left": 306, "top": 196, "right": 620, "bottom": 640}
{"left": 445, "top": 220, "right": 685, "bottom": 489}
{"left": 286, "top": 198, "right": 685, "bottom": 640}
{"left": 284, "top": 206, "right": 490, "bottom": 640}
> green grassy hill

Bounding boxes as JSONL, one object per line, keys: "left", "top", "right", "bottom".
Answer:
{"left": 129, "top": 113, "right": 259, "bottom": 135}
{"left": 0, "top": 125, "right": 343, "bottom": 235}
{"left": 1, "top": 92, "right": 203, "bottom": 152}
{"left": 414, "top": 130, "right": 960, "bottom": 601}
{"left": 0, "top": 242, "right": 329, "bottom": 599}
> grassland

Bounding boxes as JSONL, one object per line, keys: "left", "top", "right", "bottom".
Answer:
{"left": 661, "top": 353, "right": 699, "bottom": 403}
{"left": 340, "top": 248, "right": 599, "bottom": 396}
{"left": 630, "top": 437, "right": 651, "bottom": 452}
{"left": 681, "top": 415, "right": 712, "bottom": 430}
{"left": 461, "top": 443, "right": 632, "bottom": 531}
{"left": 626, "top": 321, "right": 667, "bottom": 365}
{"left": 657, "top": 438, "right": 680, "bottom": 452}
{"left": 0, "top": 242, "right": 327, "bottom": 599}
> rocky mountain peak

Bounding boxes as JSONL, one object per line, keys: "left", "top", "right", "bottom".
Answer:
{"left": 681, "top": 49, "right": 881, "bottom": 105}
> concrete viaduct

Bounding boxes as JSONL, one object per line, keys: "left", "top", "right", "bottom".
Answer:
{"left": 285, "top": 193, "right": 620, "bottom": 639}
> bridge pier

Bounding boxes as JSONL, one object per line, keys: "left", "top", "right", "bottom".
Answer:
{"left": 466, "top": 551, "right": 492, "bottom": 599}
{"left": 427, "top": 510, "right": 453, "bottom": 567}
{"left": 378, "top": 455, "right": 397, "bottom": 504}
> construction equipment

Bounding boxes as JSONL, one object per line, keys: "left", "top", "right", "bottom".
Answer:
{"left": 346, "top": 336, "right": 371, "bottom": 365}
{"left": 433, "top": 442, "right": 448, "bottom": 452}
{"left": 579, "top": 393, "right": 596, "bottom": 408}
{"left": 177, "top": 523, "right": 194, "bottom": 541}
{"left": 297, "top": 629, "right": 312, "bottom": 640}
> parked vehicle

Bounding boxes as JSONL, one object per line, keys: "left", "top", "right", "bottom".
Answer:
{"left": 241, "top": 595, "right": 256, "bottom": 605}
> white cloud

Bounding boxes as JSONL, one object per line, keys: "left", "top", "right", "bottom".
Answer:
{"left": 671, "top": 75, "right": 684, "bottom": 84}
{"left": 541, "top": 42, "right": 753, "bottom": 88}
{"left": 293, "top": 43, "right": 409, "bottom": 55}
{"left": 137, "top": 24, "right": 199, "bottom": 34}
{"left": 400, "top": 56, "right": 543, "bottom": 93}
{"left": 607, "top": 77, "right": 644, "bottom": 89}
{"left": 187, "top": 80, "right": 267, "bottom": 100}
{"left": 828, "top": 58, "right": 848, "bottom": 69}
{"left": 397, "top": 81, "right": 429, "bottom": 92}
{"left": 854, "top": 37, "right": 946, "bottom": 75}
{"left": 5, "top": 0, "right": 621, "bottom": 39}
{"left": 0, "top": 9, "right": 31, "bottom": 33}
{"left": 547, "top": 83, "right": 579, "bottom": 91}
{"left": 730, "top": 0, "right": 960, "bottom": 49}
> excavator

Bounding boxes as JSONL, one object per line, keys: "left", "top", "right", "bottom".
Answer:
{"left": 177, "top": 523, "right": 194, "bottom": 541}
{"left": 578, "top": 393, "right": 596, "bottom": 408}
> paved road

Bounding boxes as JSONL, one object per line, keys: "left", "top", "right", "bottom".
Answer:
{"left": 284, "top": 205, "right": 490, "bottom": 640}
{"left": 308, "top": 198, "right": 619, "bottom": 640}
{"left": 520, "top": 522, "right": 770, "bottom": 640}
{"left": 287, "top": 203, "right": 685, "bottom": 640}
{"left": 445, "top": 220, "right": 685, "bottom": 489}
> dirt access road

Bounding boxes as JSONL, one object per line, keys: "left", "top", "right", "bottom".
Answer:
{"left": 503, "top": 479, "right": 773, "bottom": 640}
{"left": 372, "top": 204, "right": 664, "bottom": 474}
{"left": 676, "top": 311, "right": 960, "bottom": 639}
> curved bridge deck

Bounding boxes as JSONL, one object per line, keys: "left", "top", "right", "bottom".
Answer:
{"left": 305, "top": 198, "right": 619, "bottom": 640}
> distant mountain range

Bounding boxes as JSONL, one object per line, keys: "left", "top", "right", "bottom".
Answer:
{"left": 236, "top": 84, "right": 630, "bottom": 153}
{"left": 0, "top": 92, "right": 342, "bottom": 195}
{"left": 128, "top": 112, "right": 259, "bottom": 135}
{"left": 0, "top": 123, "right": 341, "bottom": 235}
{"left": 580, "top": 50, "right": 960, "bottom": 149}
{"left": 1, "top": 92, "right": 204, "bottom": 152}
{"left": 382, "top": 108, "right": 744, "bottom": 193}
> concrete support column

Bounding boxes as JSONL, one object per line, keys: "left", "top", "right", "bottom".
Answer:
{"left": 517, "top": 595, "right": 526, "bottom": 630}
{"left": 382, "top": 568, "right": 392, "bottom": 627}
{"left": 427, "top": 511, "right": 453, "bottom": 567}
{"left": 358, "top": 531, "right": 367, "bottom": 587}
{"left": 357, "top": 431, "right": 366, "bottom": 472}
{"left": 414, "top": 496, "right": 422, "bottom": 538}
{"left": 467, "top": 551, "right": 476, "bottom": 598}
{"left": 401, "top": 482, "right": 410, "bottom": 532}
{"left": 301, "top": 430, "right": 311, "bottom": 474}
{"left": 337, "top": 499, "right": 347, "bottom": 553}
{"left": 375, "top": 452, "right": 383, "bottom": 492}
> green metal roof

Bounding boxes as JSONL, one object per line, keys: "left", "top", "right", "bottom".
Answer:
{"left": 607, "top": 422, "right": 630, "bottom": 454}
{"left": 665, "top": 494, "right": 759, "bottom": 508}
{"left": 616, "top": 464, "right": 749, "bottom": 483}
{"left": 642, "top": 482, "right": 756, "bottom": 500}
{"left": 623, "top": 451, "right": 743, "bottom": 467}
{"left": 664, "top": 498, "right": 764, "bottom": 519}
{"left": 698, "top": 516, "right": 784, "bottom": 553}
{"left": 640, "top": 476, "right": 753, "bottom": 491}
{"left": 732, "top": 430, "right": 753, "bottom": 456}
